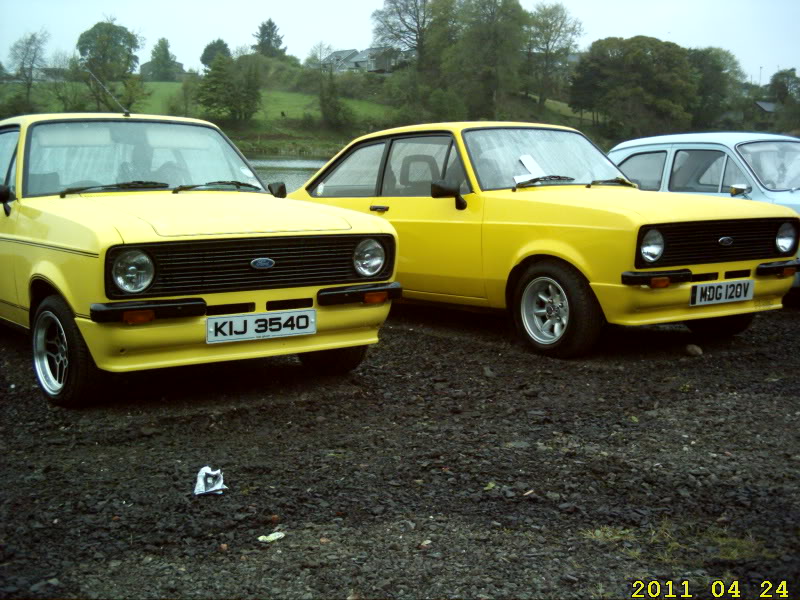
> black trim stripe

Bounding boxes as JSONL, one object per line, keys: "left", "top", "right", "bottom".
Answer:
{"left": 0, "top": 298, "right": 28, "bottom": 311}
{"left": 0, "top": 236, "right": 99, "bottom": 258}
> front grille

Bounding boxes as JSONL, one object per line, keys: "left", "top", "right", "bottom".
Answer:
{"left": 635, "top": 218, "right": 799, "bottom": 269}
{"left": 105, "top": 234, "right": 395, "bottom": 299}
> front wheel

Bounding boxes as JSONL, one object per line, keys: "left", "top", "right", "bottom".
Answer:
{"left": 685, "top": 313, "right": 754, "bottom": 339}
{"left": 512, "top": 260, "right": 605, "bottom": 358}
{"left": 32, "top": 296, "right": 101, "bottom": 407}
{"left": 298, "top": 345, "right": 368, "bottom": 375}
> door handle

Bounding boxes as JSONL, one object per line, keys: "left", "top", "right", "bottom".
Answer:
{"left": 370, "top": 205, "right": 390, "bottom": 213}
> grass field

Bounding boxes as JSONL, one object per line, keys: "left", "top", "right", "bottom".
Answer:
{"left": 3, "top": 80, "right": 605, "bottom": 156}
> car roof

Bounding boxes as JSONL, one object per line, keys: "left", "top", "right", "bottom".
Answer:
{"left": 353, "top": 121, "right": 577, "bottom": 143}
{"left": 609, "top": 131, "right": 799, "bottom": 153}
{"left": 0, "top": 112, "right": 218, "bottom": 129}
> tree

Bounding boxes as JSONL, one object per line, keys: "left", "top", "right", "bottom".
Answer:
{"left": 319, "top": 70, "right": 353, "bottom": 130}
{"left": 569, "top": 36, "right": 697, "bottom": 139}
{"left": 769, "top": 68, "right": 800, "bottom": 104}
{"left": 305, "top": 41, "right": 334, "bottom": 71}
{"left": 145, "top": 38, "right": 180, "bottom": 81}
{"left": 372, "top": 0, "right": 432, "bottom": 71}
{"left": 200, "top": 39, "right": 231, "bottom": 69}
{"left": 446, "top": 0, "right": 526, "bottom": 119}
{"left": 769, "top": 69, "right": 800, "bottom": 133}
{"left": 47, "top": 51, "right": 91, "bottom": 111}
{"left": 198, "top": 53, "right": 261, "bottom": 121}
{"left": 427, "top": 88, "right": 467, "bottom": 121}
{"left": 252, "top": 19, "right": 286, "bottom": 58}
{"left": 76, "top": 19, "right": 143, "bottom": 110}
{"left": 523, "top": 2, "right": 582, "bottom": 107}
{"left": 425, "top": 0, "right": 462, "bottom": 79}
{"left": 9, "top": 29, "right": 50, "bottom": 107}
{"left": 168, "top": 70, "right": 201, "bottom": 116}
{"left": 688, "top": 47, "right": 744, "bottom": 129}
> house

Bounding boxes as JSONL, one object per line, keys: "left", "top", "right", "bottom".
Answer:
{"left": 754, "top": 100, "right": 777, "bottom": 130}
{"left": 321, "top": 49, "right": 358, "bottom": 73}
{"left": 346, "top": 47, "right": 400, "bottom": 73}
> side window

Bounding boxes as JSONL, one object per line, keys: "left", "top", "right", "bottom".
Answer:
{"left": 722, "top": 158, "right": 748, "bottom": 190}
{"left": 669, "top": 149, "right": 726, "bottom": 193}
{"left": 311, "top": 142, "right": 386, "bottom": 198}
{"left": 617, "top": 151, "right": 666, "bottom": 191}
{"left": 0, "top": 129, "right": 20, "bottom": 188}
{"left": 382, "top": 136, "right": 450, "bottom": 197}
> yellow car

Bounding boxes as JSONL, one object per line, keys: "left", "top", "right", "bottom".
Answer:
{"left": 0, "top": 113, "right": 401, "bottom": 406}
{"left": 286, "top": 122, "right": 800, "bottom": 357}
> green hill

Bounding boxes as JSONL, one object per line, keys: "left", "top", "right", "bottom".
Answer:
{"left": 3, "top": 80, "right": 606, "bottom": 158}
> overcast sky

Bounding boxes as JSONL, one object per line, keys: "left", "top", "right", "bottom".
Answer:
{"left": 1, "top": 0, "right": 796, "bottom": 86}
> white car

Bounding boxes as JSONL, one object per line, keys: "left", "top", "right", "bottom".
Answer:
{"left": 610, "top": 132, "right": 800, "bottom": 289}
{"left": 608, "top": 132, "right": 800, "bottom": 209}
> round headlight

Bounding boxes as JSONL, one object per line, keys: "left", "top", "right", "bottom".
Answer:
{"left": 353, "top": 239, "right": 386, "bottom": 277}
{"left": 641, "top": 229, "right": 664, "bottom": 263}
{"left": 776, "top": 222, "right": 796, "bottom": 253}
{"left": 112, "top": 249, "right": 154, "bottom": 293}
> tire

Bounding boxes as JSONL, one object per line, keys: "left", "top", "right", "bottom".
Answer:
{"left": 32, "top": 296, "right": 101, "bottom": 407}
{"left": 783, "top": 288, "right": 800, "bottom": 308}
{"left": 512, "top": 260, "right": 605, "bottom": 358}
{"left": 298, "top": 345, "right": 368, "bottom": 375}
{"left": 685, "top": 313, "right": 754, "bottom": 339}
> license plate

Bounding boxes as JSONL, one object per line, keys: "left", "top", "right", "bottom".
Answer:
{"left": 690, "top": 280, "right": 754, "bottom": 306}
{"left": 206, "top": 309, "right": 316, "bottom": 344}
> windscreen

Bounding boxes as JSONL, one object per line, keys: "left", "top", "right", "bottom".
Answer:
{"left": 25, "top": 119, "right": 264, "bottom": 196}
{"left": 737, "top": 141, "right": 800, "bottom": 191}
{"left": 463, "top": 127, "right": 622, "bottom": 190}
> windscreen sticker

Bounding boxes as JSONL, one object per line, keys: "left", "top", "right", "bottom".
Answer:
{"left": 514, "top": 154, "right": 546, "bottom": 184}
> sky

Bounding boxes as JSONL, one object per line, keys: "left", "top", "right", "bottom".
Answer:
{"left": 1, "top": 0, "right": 797, "bottom": 86}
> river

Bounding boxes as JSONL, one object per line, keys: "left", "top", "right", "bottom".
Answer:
{"left": 248, "top": 156, "right": 328, "bottom": 195}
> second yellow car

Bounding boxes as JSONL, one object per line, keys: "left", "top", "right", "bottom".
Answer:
{"left": 287, "top": 121, "right": 800, "bottom": 358}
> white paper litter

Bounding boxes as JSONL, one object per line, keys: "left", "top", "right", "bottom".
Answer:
{"left": 193, "top": 465, "right": 229, "bottom": 496}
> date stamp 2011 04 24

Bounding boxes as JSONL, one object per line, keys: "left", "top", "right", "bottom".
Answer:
{"left": 631, "top": 579, "right": 791, "bottom": 599}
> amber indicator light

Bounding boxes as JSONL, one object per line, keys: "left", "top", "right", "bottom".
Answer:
{"left": 122, "top": 309, "right": 156, "bottom": 325}
{"left": 649, "top": 277, "right": 671, "bottom": 289}
{"left": 363, "top": 291, "right": 389, "bottom": 304}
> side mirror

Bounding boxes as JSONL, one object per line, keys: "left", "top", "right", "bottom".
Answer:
{"left": 268, "top": 182, "right": 287, "bottom": 198}
{"left": 431, "top": 179, "right": 467, "bottom": 211}
{"left": 0, "top": 185, "right": 13, "bottom": 216}
{"left": 730, "top": 183, "right": 752, "bottom": 198}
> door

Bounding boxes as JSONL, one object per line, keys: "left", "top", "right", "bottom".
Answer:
{"left": 303, "top": 135, "right": 486, "bottom": 300}
{"left": 0, "top": 128, "right": 20, "bottom": 324}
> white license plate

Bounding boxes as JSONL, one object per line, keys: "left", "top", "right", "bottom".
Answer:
{"left": 690, "top": 280, "right": 754, "bottom": 306}
{"left": 206, "top": 309, "right": 316, "bottom": 344}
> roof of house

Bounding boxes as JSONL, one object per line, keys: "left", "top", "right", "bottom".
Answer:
{"left": 755, "top": 101, "right": 778, "bottom": 113}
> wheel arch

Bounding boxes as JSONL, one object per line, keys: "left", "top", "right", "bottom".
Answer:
{"left": 505, "top": 254, "right": 602, "bottom": 317}
{"left": 29, "top": 277, "right": 71, "bottom": 327}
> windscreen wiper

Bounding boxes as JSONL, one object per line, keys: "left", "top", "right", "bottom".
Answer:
{"left": 59, "top": 181, "right": 169, "bottom": 198}
{"left": 172, "top": 180, "right": 262, "bottom": 194}
{"left": 585, "top": 177, "right": 636, "bottom": 188}
{"left": 515, "top": 175, "right": 575, "bottom": 189}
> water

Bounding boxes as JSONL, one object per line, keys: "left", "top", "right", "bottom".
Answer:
{"left": 248, "top": 156, "right": 327, "bottom": 195}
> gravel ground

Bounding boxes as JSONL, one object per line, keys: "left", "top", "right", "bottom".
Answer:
{"left": 0, "top": 302, "right": 798, "bottom": 599}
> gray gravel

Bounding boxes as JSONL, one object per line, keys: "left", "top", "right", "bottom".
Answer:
{"left": 1, "top": 303, "right": 798, "bottom": 599}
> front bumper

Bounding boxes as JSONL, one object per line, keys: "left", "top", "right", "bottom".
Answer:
{"left": 80, "top": 282, "right": 401, "bottom": 372}
{"left": 90, "top": 282, "right": 403, "bottom": 322}
{"left": 593, "top": 259, "right": 798, "bottom": 327}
